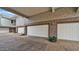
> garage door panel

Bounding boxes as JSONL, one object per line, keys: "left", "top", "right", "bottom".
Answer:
{"left": 0, "top": 28, "right": 9, "bottom": 33}
{"left": 27, "top": 25, "right": 48, "bottom": 37}
{"left": 58, "top": 23, "right": 79, "bottom": 41}
{"left": 18, "top": 27, "right": 25, "bottom": 34}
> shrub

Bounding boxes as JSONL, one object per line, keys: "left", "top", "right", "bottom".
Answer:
{"left": 48, "top": 36, "right": 57, "bottom": 42}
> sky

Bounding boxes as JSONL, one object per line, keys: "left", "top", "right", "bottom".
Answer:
{"left": 0, "top": 8, "right": 16, "bottom": 17}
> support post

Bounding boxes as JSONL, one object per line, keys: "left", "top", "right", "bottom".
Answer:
{"left": 48, "top": 20, "right": 57, "bottom": 37}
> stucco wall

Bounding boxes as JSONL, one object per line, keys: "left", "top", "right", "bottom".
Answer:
{"left": 1, "top": 18, "right": 12, "bottom": 26}
{"left": 16, "top": 16, "right": 31, "bottom": 26}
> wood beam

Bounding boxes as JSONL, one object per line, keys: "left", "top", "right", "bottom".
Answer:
{"left": 73, "top": 7, "right": 78, "bottom": 13}
{"left": 51, "top": 7, "right": 61, "bottom": 13}
{"left": 51, "top": 7, "right": 55, "bottom": 13}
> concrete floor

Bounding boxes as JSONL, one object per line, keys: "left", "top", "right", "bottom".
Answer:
{"left": 0, "top": 33, "right": 79, "bottom": 51}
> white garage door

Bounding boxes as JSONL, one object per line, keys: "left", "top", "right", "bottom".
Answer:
{"left": 27, "top": 25, "right": 48, "bottom": 37}
{"left": 0, "top": 28, "right": 9, "bottom": 33}
{"left": 18, "top": 27, "right": 25, "bottom": 34}
{"left": 58, "top": 23, "right": 79, "bottom": 41}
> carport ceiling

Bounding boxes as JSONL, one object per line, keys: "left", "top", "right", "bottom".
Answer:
{"left": 3, "top": 7, "right": 51, "bottom": 17}
{"left": 2, "top": 7, "right": 78, "bottom": 18}
{"left": 11, "top": 7, "right": 51, "bottom": 16}
{"left": 3, "top": 7, "right": 60, "bottom": 17}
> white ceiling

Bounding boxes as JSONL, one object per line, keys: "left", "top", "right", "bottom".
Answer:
{"left": 10, "top": 7, "right": 51, "bottom": 17}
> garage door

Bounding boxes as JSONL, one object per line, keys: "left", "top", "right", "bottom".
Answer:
{"left": 18, "top": 27, "right": 25, "bottom": 34}
{"left": 0, "top": 28, "right": 9, "bottom": 33}
{"left": 27, "top": 25, "right": 48, "bottom": 37}
{"left": 58, "top": 23, "right": 79, "bottom": 41}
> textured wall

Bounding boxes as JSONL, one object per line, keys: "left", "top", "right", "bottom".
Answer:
{"left": 16, "top": 16, "right": 30, "bottom": 26}
{"left": 1, "top": 18, "right": 12, "bottom": 26}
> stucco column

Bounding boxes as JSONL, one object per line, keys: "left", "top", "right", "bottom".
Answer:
{"left": 48, "top": 20, "right": 57, "bottom": 37}
{"left": 24, "top": 26, "right": 27, "bottom": 35}
{"left": 16, "top": 27, "right": 18, "bottom": 33}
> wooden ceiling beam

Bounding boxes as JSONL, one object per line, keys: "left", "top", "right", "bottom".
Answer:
{"left": 72, "top": 7, "right": 78, "bottom": 13}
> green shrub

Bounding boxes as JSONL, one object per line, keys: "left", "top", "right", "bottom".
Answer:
{"left": 48, "top": 36, "right": 57, "bottom": 42}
